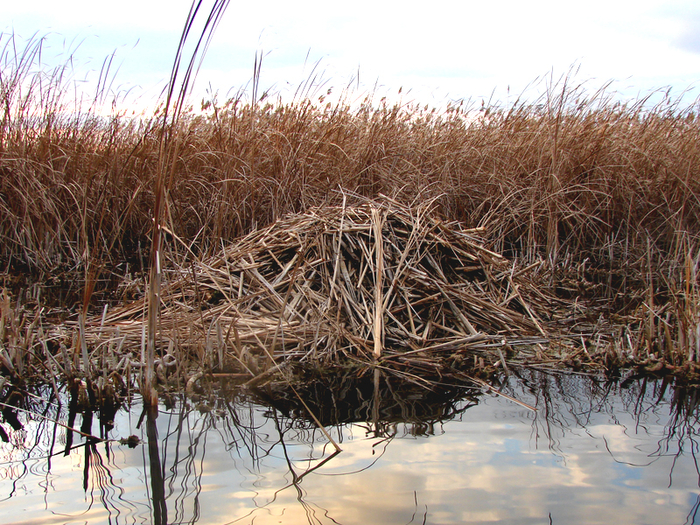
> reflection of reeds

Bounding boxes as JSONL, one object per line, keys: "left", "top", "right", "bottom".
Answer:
{"left": 2, "top": 369, "right": 699, "bottom": 524}
{"left": 506, "top": 367, "right": 700, "bottom": 479}
{"left": 0, "top": 383, "right": 128, "bottom": 515}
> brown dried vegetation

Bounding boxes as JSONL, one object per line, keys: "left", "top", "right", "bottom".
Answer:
{"left": 1, "top": 32, "right": 699, "bottom": 395}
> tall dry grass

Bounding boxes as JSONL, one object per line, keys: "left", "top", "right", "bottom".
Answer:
{"left": 1, "top": 30, "right": 699, "bottom": 371}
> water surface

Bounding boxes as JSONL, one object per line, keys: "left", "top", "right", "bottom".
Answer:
{"left": 1, "top": 370, "right": 699, "bottom": 524}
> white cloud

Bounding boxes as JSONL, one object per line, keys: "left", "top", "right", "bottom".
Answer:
{"left": 4, "top": 0, "right": 700, "bottom": 109}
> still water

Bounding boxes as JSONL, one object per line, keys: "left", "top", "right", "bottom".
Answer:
{"left": 1, "top": 369, "right": 699, "bottom": 525}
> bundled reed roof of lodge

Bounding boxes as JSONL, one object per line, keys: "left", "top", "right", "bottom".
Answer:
{"left": 81, "top": 195, "right": 589, "bottom": 386}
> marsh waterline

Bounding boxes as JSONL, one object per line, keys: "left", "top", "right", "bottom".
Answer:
{"left": 1, "top": 370, "right": 699, "bottom": 525}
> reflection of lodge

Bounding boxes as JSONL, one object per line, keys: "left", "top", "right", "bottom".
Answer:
{"left": 245, "top": 367, "right": 485, "bottom": 436}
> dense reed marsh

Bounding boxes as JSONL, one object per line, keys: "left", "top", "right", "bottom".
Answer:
{"left": 1, "top": 28, "right": 699, "bottom": 405}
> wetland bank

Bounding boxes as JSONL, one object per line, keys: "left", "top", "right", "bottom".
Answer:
{"left": 1, "top": 2, "right": 700, "bottom": 522}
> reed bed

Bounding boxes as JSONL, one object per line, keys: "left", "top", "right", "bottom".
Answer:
{"left": 2, "top": 48, "right": 699, "bottom": 280}
{"left": 1, "top": 31, "right": 700, "bottom": 395}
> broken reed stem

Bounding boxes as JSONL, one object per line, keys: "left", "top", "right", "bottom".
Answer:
{"left": 507, "top": 271, "right": 547, "bottom": 338}
{"left": 78, "top": 312, "right": 91, "bottom": 378}
{"left": 372, "top": 206, "right": 385, "bottom": 359}
{"left": 288, "top": 381, "right": 342, "bottom": 452}
{"left": 327, "top": 191, "right": 347, "bottom": 308}
{"left": 144, "top": 240, "right": 161, "bottom": 407}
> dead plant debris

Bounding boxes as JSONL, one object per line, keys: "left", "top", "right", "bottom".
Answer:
{"left": 77, "top": 196, "right": 593, "bottom": 388}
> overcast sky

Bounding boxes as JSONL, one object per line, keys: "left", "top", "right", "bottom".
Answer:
{"left": 4, "top": 0, "right": 700, "bottom": 111}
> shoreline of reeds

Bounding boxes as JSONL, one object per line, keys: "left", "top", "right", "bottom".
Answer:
{"left": 1, "top": 29, "right": 699, "bottom": 404}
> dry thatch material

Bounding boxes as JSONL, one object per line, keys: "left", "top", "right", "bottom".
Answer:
{"left": 90, "top": 196, "right": 563, "bottom": 376}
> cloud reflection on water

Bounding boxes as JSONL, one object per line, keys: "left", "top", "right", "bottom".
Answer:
{"left": 1, "top": 371, "right": 699, "bottom": 525}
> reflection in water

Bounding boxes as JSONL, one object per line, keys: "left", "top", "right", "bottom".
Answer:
{"left": 142, "top": 406, "right": 167, "bottom": 525}
{"left": 247, "top": 367, "right": 484, "bottom": 437}
{"left": 1, "top": 369, "right": 699, "bottom": 524}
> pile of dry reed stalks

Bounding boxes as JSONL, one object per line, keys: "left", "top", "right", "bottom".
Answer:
{"left": 82, "top": 196, "right": 576, "bottom": 384}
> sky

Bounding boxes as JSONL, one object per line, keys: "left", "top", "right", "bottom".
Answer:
{"left": 3, "top": 0, "right": 700, "bottom": 112}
